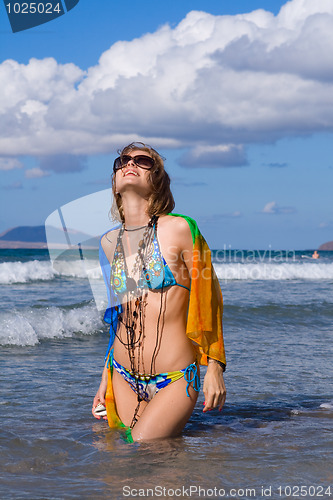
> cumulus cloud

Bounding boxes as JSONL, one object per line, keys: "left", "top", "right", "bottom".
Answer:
{"left": 0, "top": 157, "right": 23, "bottom": 171}
{"left": 261, "top": 201, "right": 296, "bottom": 214}
{"left": 216, "top": 13, "right": 333, "bottom": 82}
{"left": 179, "top": 144, "right": 247, "bottom": 167}
{"left": 25, "top": 167, "right": 51, "bottom": 179}
{"left": 0, "top": 0, "right": 333, "bottom": 169}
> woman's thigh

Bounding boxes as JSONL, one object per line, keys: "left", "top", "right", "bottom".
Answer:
{"left": 131, "top": 376, "right": 199, "bottom": 441}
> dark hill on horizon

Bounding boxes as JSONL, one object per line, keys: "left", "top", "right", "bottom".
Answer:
{"left": 318, "top": 240, "right": 333, "bottom": 251}
{"left": 0, "top": 225, "right": 96, "bottom": 249}
{"left": 0, "top": 226, "right": 46, "bottom": 242}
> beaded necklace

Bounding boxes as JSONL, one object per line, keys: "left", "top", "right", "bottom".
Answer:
{"left": 111, "top": 215, "right": 165, "bottom": 428}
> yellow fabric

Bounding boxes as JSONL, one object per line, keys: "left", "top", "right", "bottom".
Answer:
{"left": 187, "top": 234, "right": 225, "bottom": 366}
{"left": 105, "top": 364, "right": 133, "bottom": 442}
{"left": 169, "top": 214, "right": 226, "bottom": 367}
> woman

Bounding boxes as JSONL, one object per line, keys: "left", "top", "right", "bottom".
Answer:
{"left": 92, "top": 142, "right": 226, "bottom": 442}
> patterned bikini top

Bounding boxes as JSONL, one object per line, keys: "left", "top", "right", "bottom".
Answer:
{"left": 110, "top": 221, "right": 190, "bottom": 296}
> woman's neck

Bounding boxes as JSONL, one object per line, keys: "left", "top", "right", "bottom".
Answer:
{"left": 121, "top": 193, "right": 150, "bottom": 228}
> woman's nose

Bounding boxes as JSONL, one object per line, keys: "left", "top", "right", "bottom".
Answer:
{"left": 126, "top": 157, "right": 135, "bottom": 166}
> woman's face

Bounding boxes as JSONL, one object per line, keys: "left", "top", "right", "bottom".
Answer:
{"left": 115, "top": 149, "right": 153, "bottom": 197}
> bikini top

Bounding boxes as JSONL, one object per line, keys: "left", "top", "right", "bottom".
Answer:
{"left": 110, "top": 223, "right": 190, "bottom": 296}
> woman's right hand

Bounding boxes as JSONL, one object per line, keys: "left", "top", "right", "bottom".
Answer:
{"left": 92, "top": 377, "right": 108, "bottom": 420}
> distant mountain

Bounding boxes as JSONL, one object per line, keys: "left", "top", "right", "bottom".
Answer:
{"left": 318, "top": 240, "right": 333, "bottom": 251}
{"left": 0, "top": 226, "right": 46, "bottom": 242}
{"left": 0, "top": 225, "right": 96, "bottom": 249}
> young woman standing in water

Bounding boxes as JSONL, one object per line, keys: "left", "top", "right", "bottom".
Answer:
{"left": 92, "top": 142, "right": 226, "bottom": 442}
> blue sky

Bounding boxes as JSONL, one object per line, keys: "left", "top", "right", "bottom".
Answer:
{"left": 1, "top": 0, "right": 332, "bottom": 249}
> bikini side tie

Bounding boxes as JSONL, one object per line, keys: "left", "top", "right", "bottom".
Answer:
{"left": 183, "top": 362, "right": 200, "bottom": 397}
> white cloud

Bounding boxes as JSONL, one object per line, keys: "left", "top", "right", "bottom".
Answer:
{"left": 0, "top": 157, "right": 23, "bottom": 170}
{"left": 179, "top": 144, "right": 247, "bottom": 167}
{"left": 0, "top": 0, "right": 333, "bottom": 169}
{"left": 262, "top": 201, "right": 278, "bottom": 213}
{"left": 261, "top": 201, "right": 296, "bottom": 214}
{"left": 25, "top": 167, "right": 51, "bottom": 179}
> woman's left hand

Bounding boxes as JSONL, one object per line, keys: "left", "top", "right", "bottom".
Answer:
{"left": 202, "top": 361, "right": 226, "bottom": 412}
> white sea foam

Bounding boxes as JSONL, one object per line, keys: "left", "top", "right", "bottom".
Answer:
{"left": 0, "top": 259, "right": 102, "bottom": 284}
{"left": 214, "top": 262, "right": 333, "bottom": 281}
{"left": 0, "top": 260, "right": 55, "bottom": 284}
{"left": 1, "top": 259, "right": 333, "bottom": 284}
{"left": 320, "top": 402, "right": 333, "bottom": 410}
{"left": 0, "top": 303, "right": 105, "bottom": 346}
{"left": 53, "top": 259, "right": 102, "bottom": 279}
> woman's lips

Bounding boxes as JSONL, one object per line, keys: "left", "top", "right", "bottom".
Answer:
{"left": 124, "top": 170, "right": 138, "bottom": 176}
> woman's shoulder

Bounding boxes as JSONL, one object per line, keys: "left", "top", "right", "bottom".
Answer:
{"left": 159, "top": 213, "right": 192, "bottom": 232}
{"left": 100, "top": 225, "right": 121, "bottom": 252}
{"left": 160, "top": 213, "right": 199, "bottom": 235}
{"left": 158, "top": 214, "right": 198, "bottom": 250}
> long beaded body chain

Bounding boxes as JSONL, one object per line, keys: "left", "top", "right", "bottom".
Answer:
{"left": 110, "top": 215, "right": 165, "bottom": 428}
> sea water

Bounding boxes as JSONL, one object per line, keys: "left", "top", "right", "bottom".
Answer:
{"left": 0, "top": 249, "right": 332, "bottom": 500}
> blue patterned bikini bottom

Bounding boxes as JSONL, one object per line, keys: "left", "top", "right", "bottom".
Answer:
{"left": 112, "top": 356, "right": 200, "bottom": 402}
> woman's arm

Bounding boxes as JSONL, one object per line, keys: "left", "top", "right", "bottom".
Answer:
{"left": 92, "top": 360, "right": 108, "bottom": 420}
{"left": 202, "top": 359, "right": 226, "bottom": 412}
{"left": 177, "top": 217, "right": 227, "bottom": 412}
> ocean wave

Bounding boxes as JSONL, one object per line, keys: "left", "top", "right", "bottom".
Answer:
{"left": 2, "top": 258, "right": 333, "bottom": 285}
{"left": 215, "top": 262, "right": 333, "bottom": 281}
{"left": 0, "top": 303, "right": 105, "bottom": 346}
{"left": 0, "top": 259, "right": 102, "bottom": 284}
{"left": 320, "top": 402, "right": 333, "bottom": 410}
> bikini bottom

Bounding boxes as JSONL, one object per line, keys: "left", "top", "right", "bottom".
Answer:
{"left": 112, "top": 356, "right": 200, "bottom": 402}
{"left": 104, "top": 350, "right": 200, "bottom": 443}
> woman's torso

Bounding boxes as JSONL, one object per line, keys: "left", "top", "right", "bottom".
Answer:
{"left": 101, "top": 215, "right": 195, "bottom": 373}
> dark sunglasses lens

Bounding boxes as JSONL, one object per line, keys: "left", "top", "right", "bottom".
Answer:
{"left": 113, "top": 157, "right": 122, "bottom": 172}
{"left": 134, "top": 156, "right": 154, "bottom": 169}
{"left": 120, "top": 155, "right": 132, "bottom": 166}
{"left": 116, "top": 154, "right": 155, "bottom": 170}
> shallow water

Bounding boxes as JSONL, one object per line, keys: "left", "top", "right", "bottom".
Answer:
{"left": 1, "top": 250, "right": 332, "bottom": 499}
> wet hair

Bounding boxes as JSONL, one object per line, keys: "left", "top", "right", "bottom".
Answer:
{"left": 111, "top": 142, "right": 175, "bottom": 222}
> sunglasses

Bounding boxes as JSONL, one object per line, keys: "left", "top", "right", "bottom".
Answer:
{"left": 113, "top": 154, "right": 155, "bottom": 173}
